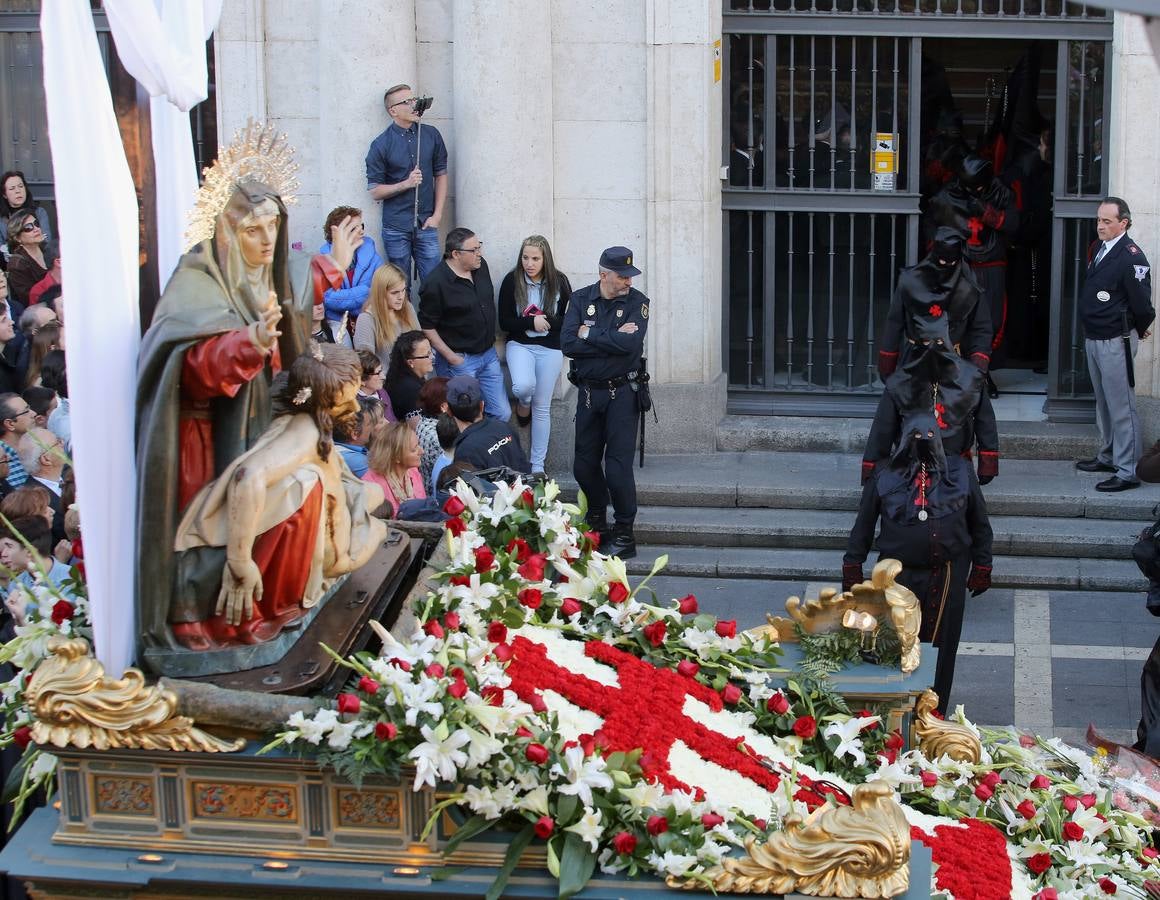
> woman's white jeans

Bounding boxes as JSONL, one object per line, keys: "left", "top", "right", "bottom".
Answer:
{"left": 506, "top": 341, "right": 563, "bottom": 473}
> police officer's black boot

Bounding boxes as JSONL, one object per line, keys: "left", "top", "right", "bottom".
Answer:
{"left": 604, "top": 523, "right": 637, "bottom": 560}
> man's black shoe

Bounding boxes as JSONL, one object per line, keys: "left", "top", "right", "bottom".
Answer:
{"left": 1076, "top": 458, "right": 1117, "bottom": 473}
{"left": 1095, "top": 476, "right": 1140, "bottom": 492}
{"left": 604, "top": 526, "right": 637, "bottom": 560}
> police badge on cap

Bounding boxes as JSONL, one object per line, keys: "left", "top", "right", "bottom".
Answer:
{"left": 599, "top": 246, "right": 642, "bottom": 277}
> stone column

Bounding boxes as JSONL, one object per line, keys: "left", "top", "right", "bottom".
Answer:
{"left": 452, "top": 0, "right": 554, "bottom": 275}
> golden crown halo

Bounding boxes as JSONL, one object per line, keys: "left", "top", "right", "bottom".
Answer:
{"left": 183, "top": 119, "right": 300, "bottom": 252}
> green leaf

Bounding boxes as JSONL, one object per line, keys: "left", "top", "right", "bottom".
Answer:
{"left": 556, "top": 793, "right": 579, "bottom": 826}
{"left": 429, "top": 866, "right": 465, "bottom": 882}
{"left": 692, "top": 614, "right": 717, "bottom": 632}
{"left": 441, "top": 812, "right": 495, "bottom": 856}
{"left": 502, "top": 606, "right": 527, "bottom": 628}
{"left": 546, "top": 835, "right": 561, "bottom": 878}
{"left": 484, "top": 823, "right": 535, "bottom": 900}
{"left": 1, "top": 750, "right": 29, "bottom": 805}
{"left": 557, "top": 832, "right": 597, "bottom": 899}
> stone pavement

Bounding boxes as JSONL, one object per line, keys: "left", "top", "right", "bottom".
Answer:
{"left": 643, "top": 574, "right": 1155, "bottom": 747}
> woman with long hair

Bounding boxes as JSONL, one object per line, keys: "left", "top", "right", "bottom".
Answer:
{"left": 7, "top": 211, "right": 53, "bottom": 305}
{"left": 497, "top": 235, "right": 571, "bottom": 474}
{"left": 24, "top": 321, "right": 61, "bottom": 389}
{"left": 0, "top": 171, "right": 51, "bottom": 252}
{"left": 354, "top": 263, "right": 419, "bottom": 370}
{"left": 363, "top": 420, "right": 425, "bottom": 518}
{"left": 385, "top": 329, "right": 434, "bottom": 426}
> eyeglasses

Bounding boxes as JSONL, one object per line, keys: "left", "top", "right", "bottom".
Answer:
{"left": 8, "top": 407, "right": 33, "bottom": 420}
{"left": 453, "top": 244, "right": 483, "bottom": 255}
{"left": 409, "top": 350, "right": 436, "bottom": 360}
{"left": 389, "top": 97, "right": 418, "bottom": 109}
{"left": 19, "top": 222, "right": 39, "bottom": 233}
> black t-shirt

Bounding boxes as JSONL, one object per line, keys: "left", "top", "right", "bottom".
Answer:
{"left": 418, "top": 259, "right": 497, "bottom": 355}
{"left": 454, "top": 418, "right": 530, "bottom": 473}
{"left": 387, "top": 372, "right": 423, "bottom": 422}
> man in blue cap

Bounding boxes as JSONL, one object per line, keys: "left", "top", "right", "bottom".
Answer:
{"left": 561, "top": 246, "right": 651, "bottom": 559}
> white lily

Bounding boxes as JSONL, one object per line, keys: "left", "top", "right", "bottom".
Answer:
{"left": 27, "top": 752, "right": 56, "bottom": 781}
{"left": 551, "top": 745, "right": 614, "bottom": 808}
{"left": 823, "top": 717, "right": 873, "bottom": 767}
{"left": 459, "top": 724, "right": 504, "bottom": 770}
{"left": 866, "top": 757, "right": 919, "bottom": 790}
{"left": 408, "top": 723, "right": 472, "bottom": 790}
{"left": 620, "top": 780, "right": 666, "bottom": 810}
{"left": 565, "top": 807, "right": 604, "bottom": 853}
{"left": 647, "top": 850, "right": 699, "bottom": 878}
{"left": 517, "top": 784, "right": 551, "bottom": 817}
{"left": 447, "top": 573, "right": 501, "bottom": 609}
{"left": 463, "top": 784, "right": 504, "bottom": 820}
{"left": 400, "top": 678, "right": 445, "bottom": 727}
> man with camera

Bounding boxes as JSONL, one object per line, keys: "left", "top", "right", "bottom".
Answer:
{"left": 365, "top": 84, "right": 448, "bottom": 287}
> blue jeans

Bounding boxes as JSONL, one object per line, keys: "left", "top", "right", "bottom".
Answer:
{"left": 506, "top": 342, "right": 562, "bottom": 473}
{"left": 435, "top": 346, "right": 512, "bottom": 422}
{"left": 381, "top": 225, "right": 441, "bottom": 286}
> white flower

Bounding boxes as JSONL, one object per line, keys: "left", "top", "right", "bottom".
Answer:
{"left": 1069, "top": 806, "right": 1113, "bottom": 840}
{"left": 459, "top": 725, "right": 504, "bottom": 770}
{"left": 647, "top": 850, "right": 699, "bottom": 878}
{"left": 667, "top": 788, "right": 699, "bottom": 815}
{"left": 327, "top": 720, "right": 361, "bottom": 750}
{"left": 447, "top": 573, "right": 501, "bottom": 609}
{"left": 565, "top": 807, "right": 604, "bottom": 853}
{"left": 620, "top": 780, "right": 666, "bottom": 811}
{"left": 27, "top": 752, "right": 56, "bottom": 781}
{"left": 286, "top": 708, "right": 337, "bottom": 745}
{"left": 823, "top": 717, "right": 874, "bottom": 767}
{"left": 399, "top": 678, "right": 444, "bottom": 727}
{"left": 463, "top": 784, "right": 504, "bottom": 820}
{"left": 490, "top": 781, "right": 518, "bottom": 811}
{"left": 408, "top": 724, "right": 472, "bottom": 790}
{"left": 518, "top": 784, "right": 551, "bottom": 817}
{"left": 866, "top": 757, "right": 919, "bottom": 790}
{"left": 551, "top": 745, "right": 614, "bottom": 808}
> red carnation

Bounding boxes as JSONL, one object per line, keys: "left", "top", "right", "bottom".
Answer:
{"left": 721, "top": 683, "right": 742, "bottom": 705}
{"left": 1017, "top": 799, "right": 1037, "bottom": 819}
{"left": 50, "top": 599, "right": 75, "bottom": 625}
{"left": 506, "top": 537, "right": 532, "bottom": 562}
{"left": 474, "top": 546, "right": 496, "bottom": 572}
{"left": 426, "top": 663, "right": 445, "bottom": 679}
{"left": 423, "top": 619, "right": 445, "bottom": 640}
{"left": 561, "top": 598, "right": 582, "bottom": 617}
{"left": 929, "top": 303, "right": 943, "bottom": 318}
{"left": 443, "top": 611, "right": 461, "bottom": 631}
{"left": 767, "top": 692, "right": 790, "bottom": 715}
{"left": 336, "top": 693, "right": 360, "bottom": 715}
{"left": 356, "top": 675, "right": 380, "bottom": 694}
{"left": 375, "top": 721, "right": 398, "bottom": 741}
{"left": 445, "top": 517, "right": 467, "bottom": 537}
{"left": 1099, "top": 877, "right": 1117, "bottom": 895}
{"left": 11, "top": 726, "right": 31, "bottom": 750}
{"left": 1030, "top": 775, "right": 1051, "bottom": 790}
{"left": 446, "top": 679, "right": 468, "bottom": 699}
{"left": 534, "top": 815, "right": 554, "bottom": 839}
{"left": 792, "top": 715, "right": 817, "bottom": 739}
{"left": 443, "top": 495, "right": 466, "bottom": 516}
{"left": 677, "top": 660, "right": 700, "bottom": 678}
{"left": 1079, "top": 793, "right": 1096, "bottom": 809}
{"left": 974, "top": 783, "right": 993, "bottom": 802}
{"left": 647, "top": 815, "right": 669, "bottom": 836}
{"left": 678, "top": 594, "right": 698, "bottom": 615}
{"left": 486, "top": 622, "right": 508, "bottom": 644}
{"left": 700, "top": 813, "right": 724, "bottom": 828}
{"left": 493, "top": 642, "right": 514, "bottom": 662}
{"left": 920, "top": 770, "right": 938, "bottom": 788}
{"left": 1026, "top": 853, "right": 1052, "bottom": 875}
{"left": 612, "top": 831, "right": 637, "bottom": 855}
{"left": 1062, "top": 821, "right": 1085, "bottom": 842}
{"left": 525, "top": 743, "right": 549, "bottom": 764}
{"left": 715, "top": 619, "right": 737, "bottom": 638}
{"left": 518, "top": 588, "right": 543, "bottom": 610}
{"left": 607, "top": 582, "right": 630, "bottom": 604}
{"left": 518, "top": 554, "right": 547, "bottom": 582}
{"left": 1062, "top": 795, "right": 1079, "bottom": 813}
{"left": 642, "top": 620, "right": 667, "bottom": 647}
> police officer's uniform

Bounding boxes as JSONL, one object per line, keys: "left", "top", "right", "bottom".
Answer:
{"left": 561, "top": 247, "right": 650, "bottom": 559}
{"left": 1077, "top": 227, "right": 1155, "bottom": 490}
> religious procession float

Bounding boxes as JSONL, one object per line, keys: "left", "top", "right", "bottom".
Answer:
{"left": 1, "top": 113, "right": 1158, "bottom": 898}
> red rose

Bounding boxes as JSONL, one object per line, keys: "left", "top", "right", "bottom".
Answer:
{"left": 423, "top": 619, "right": 445, "bottom": 640}
{"left": 721, "top": 684, "right": 742, "bottom": 705}
{"left": 1062, "top": 821, "right": 1085, "bottom": 842}
{"left": 1027, "top": 853, "right": 1052, "bottom": 875}
{"left": 792, "top": 715, "right": 817, "bottom": 739}
{"left": 518, "top": 554, "right": 547, "bottom": 582}
{"left": 506, "top": 537, "right": 532, "bottom": 562}
{"left": 481, "top": 685, "right": 504, "bottom": 706}
{"left": 974, "top": 782, "right": 994, "bottom": 801}
{"left": 520, "top": 488, "right": 535, "bottom": 508}
{"left": 612, "top": 832, "right": 637, "bottom": 855}
{"left": 642, "top": 620, "right": 667, "bottom": 647}
{"left": 474, "top": 546, "right": 496, "bottom": 572}
{"left": 1033, "top": 890, "right": 1058, "bottom": 900}
{"left": 529, "top": 693, "right": 547, "bottom": 713}
{"left": 534, "top": 815, "right": 554, "bottom": 839}
{"left": 1143, "top": 847, "right": 1159, "bottom": 860}
{"left": 447, "top": 678, "right": 468, "bottom": 699}
{"left": 1099, "top": 877, "right": 1117, "bottom": 895}
{"left": 921, "top": 770, "right": 938, "bottom": 788}
{"left": 647, "top": 815, "right": 668, "bottom": 836}
{"left": 582, "top": 530, "right": 601, "bottom": 550}
{"left": 700, "top": 813, "right": 724, "bottom": 828}
{"left": 515, "top": 726, "right": 533, "bottom": 739}
{"left": 443, "top": 611, "right": 461, "bottom": 631}
{"left": 356, "top": 675, "right": 380, "bottom": 694}
{"left": 518, "top": 588, "right": 543, "bottom": 610}
{"left": 486, "top": 622, "right": 508, "bottom": 644}
{"left": 1079, "top": 793, "right": 1096, "bottom": 809}
{"left": 493, "top": 643, "right": 514, "bottom": 663}
{"left": 50, "top": 599, "right": 75, "bottom": 625}
{"left": 375, "top": 721, "right": 398, "bottom": 741}
{"left": 766, "top": 692, "right": 790, "bottom": 715}
{"left": 715, "top": 619, "right": 737, "bottom": 638}
{"left": 12, "top": 726, "right": 31, "bottom": 750}
{"left": 426, "top": 663, "right": 446, "bottom": 679}
{"left": 443, "top": 495, "right": 466, "bottom": 516}
{"left": 753, "top": 818, "right": 767, "bottom": 830}
{"left": 678, "top": 594, "right": 698, "bottom": 615}
{"left": 878, "top": 749, "right": 897, "bottom": 766}
{"left": 884, "top": 731, "right": 905, "bottom": 752}
{"left": 390, "top": 657, "right": 412, "bottom": 672}
{"left": 1030, "top": 775, "right": 1051, "bottom": 790}
{"left": 981, "top": 771, "right": 1001, "bottom": 789}
{"left": 677, "top": 660, "right": 700, "bottom": 678}
{"left": 561, "top": 598, "right": 582, "bottom": 617}
{"left": 525, "top": 743, "right": 549, "bottom": 764}
{"left": 336, "top": 693, "right": 360, "bottom": 715}
{"left": 1019, "top": 733, "right": 1037, "bottom": 748}
{"left": 445, "top": 517, "right": 467, "bottom": 536}
{"left": 1017, "top": 799, "right": 1037, "bottom": 819}
{"left": 1062, "top": 795, "right": 1079, "bottom": 813}
{"left": 607, "top": 582, "right": 630, "bottom": 604}
{"left": 578, "top": 733, "right": 596, "bottom": 756}
{"left": 857, "top": 710, "right": 879, "bottom": 731}
{"left": 449, "top": 574, "right": 471, "bottom": 587}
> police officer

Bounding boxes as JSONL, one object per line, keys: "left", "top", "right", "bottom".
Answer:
{"left": 561, "top": 247, "right": 650, "bottom": 559}
{"left": 1075, "top": 197, "right": 1155, "bottom": 492}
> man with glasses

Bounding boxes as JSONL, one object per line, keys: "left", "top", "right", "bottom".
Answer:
{"left": 366, "top": 83, "right": 449, "bottom": 288}
{"left": 0, "top": 393, "right": 33, "bottom": 487}
{"left": 418, "top": 228, "right": 512, "bottom": 422}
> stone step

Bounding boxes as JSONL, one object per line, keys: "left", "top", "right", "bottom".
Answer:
{"left": 632, "top": 506, "right": 1145, "bottom": 560}
{"left": 623, "top": 545, "right": 1146, "bottom": 593}
{"left": 716, "top": 416, "right": 1099, "bottom": 461}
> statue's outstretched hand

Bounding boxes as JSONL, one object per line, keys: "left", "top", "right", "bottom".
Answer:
{"left": 216, "top": 558, "right": 263, "bottom": 625}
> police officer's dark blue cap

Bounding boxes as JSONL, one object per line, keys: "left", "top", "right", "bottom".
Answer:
{"left": 599, "top": 246, "right": 641, "bottom": 277}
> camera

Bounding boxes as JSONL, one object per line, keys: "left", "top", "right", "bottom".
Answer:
{"left": 413, "top": 96, "right": 434, "bottom": 117}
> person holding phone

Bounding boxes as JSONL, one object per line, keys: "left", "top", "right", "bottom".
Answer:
{"left": 498, "top": 235, "right": 571, "bottom": 474}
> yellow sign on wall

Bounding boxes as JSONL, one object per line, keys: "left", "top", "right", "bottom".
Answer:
{"left": 714, "top": 40, "right": 722, "bottom": 84}
{"left": 873, "top": 132, "right": 898, "bottom": 174}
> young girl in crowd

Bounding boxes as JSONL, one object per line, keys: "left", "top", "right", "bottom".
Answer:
{"left": 498, "top": 235, "right": 571, "bottom": 474}
{"left": 354, "top": 263, "right": 419, "bottom": 371}
{"left": 363, "top": 421, "right": 426, "bottom": 518}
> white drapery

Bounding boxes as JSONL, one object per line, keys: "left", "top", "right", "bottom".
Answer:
{"left": 40, "top": 1, "right": 221, "bottom": 676}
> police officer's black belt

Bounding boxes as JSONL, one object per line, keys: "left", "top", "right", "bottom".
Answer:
{"left": 576, "top": 375, "right": 637, "bottom": 390}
